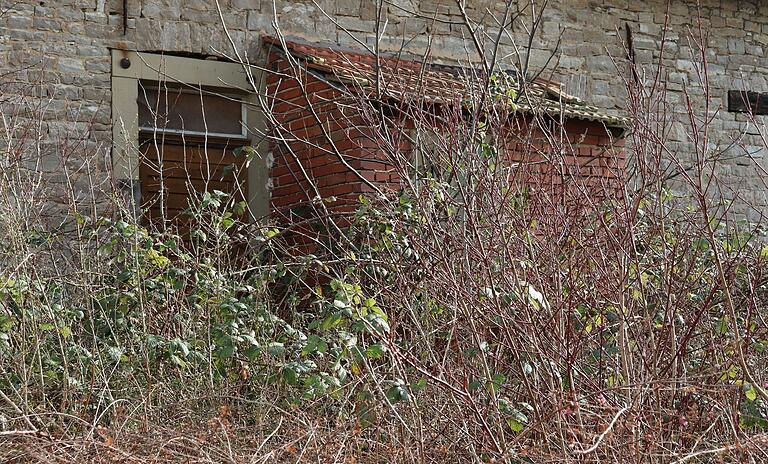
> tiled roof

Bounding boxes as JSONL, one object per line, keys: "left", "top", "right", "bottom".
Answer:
{"left": 263, "top": 36, "right": 630, "bottom": 129}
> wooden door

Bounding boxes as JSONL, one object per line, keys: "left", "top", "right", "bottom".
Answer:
{"left": 139, "top": 134, "right": 248, "bottom": 228}
{"left": 136, "top": 84, "right": 250, "bottom": 229}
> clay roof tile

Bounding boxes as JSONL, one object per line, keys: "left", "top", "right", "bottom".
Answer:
{"left": 263, "top": 36, "right": 630, "bottom": 129}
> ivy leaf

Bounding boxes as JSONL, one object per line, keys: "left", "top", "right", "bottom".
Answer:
{"left": 106, "top": 346, "right": 124, "bottom": 362}
{"left": 469, "top": 380, "right": 484, "bottom": 392}
{"left": 491, "top": 373, "right": 506, "bottom": 391}
{"left": 233, "top": 145, "right": 258, "bottom": 160}
{"left": 146, "top": 335, "right": 165, "bottom": 349}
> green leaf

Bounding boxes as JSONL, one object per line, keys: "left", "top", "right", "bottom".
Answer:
{"left": 233, "top": 145, "right": 257, "bottom": 160}
{"left": 506, "top": 419, "right": 524, "bottom": 432}
{"left": 320, "top": 312, "right": 342, "bottom": 331}
{"left": 761, "top": 245, "right": 768, "bottom": 259}
{"left": 106, "top": 346, "right": 123, "bottom": 362}
{"left": 355, "top": 401, "right": 375, "bottom": 428}
{"left": 491, "top": 373, "right": 506, "bottom": 389}
{"left": 170, "top": 354, "right": 187, "bottom": 368}
{"left": 386, "top": 385, "right": 409, "bottom": 403}
{"left": 146, "top": 335, "right": 165, "bottom": 349}
{"left": 366, "top": 313, "right": 390, "bottom": 335}
{"left": 221, "top": 164, "right": 235, "bottom": 178}
{"left": 302, "top": 335, "right": 328, "bottom": 355}
{"left": 244, "top": 345, "right": 261, "bottom": 360}
{"left": 146, "top": 248, "right": 170, "bottom": 268}
{"left": 365, "top": 343, "right": 387, "bottom": 359}
{"left": 692, "top": 238, "right": 710, "bottom": 251}
{"left": 190, "top": 229, "right": 207, "bottom": 242}
{"left": 217, "top": 343, "right": 235, "bottom": 360}
{"left": 171, "top": 338, "right": 190, "bottom": 356}
{"left": 717, "top": 318, "right": 730, "bottom": 336}
{"left": 411, "top": 378, "right": 427, "bottom": 393}
{"left": 746, "top": 384, "right": 758, "bottom": 402}
{"left": 232, "top": 201, "right": 247, "bottom": 216}
{"left": 267, "top": 342, "right": 285, "bottom": 356}
{"left": 283, "top": 366, "right": 298, "bottom": 385}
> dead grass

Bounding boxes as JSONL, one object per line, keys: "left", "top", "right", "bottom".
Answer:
{"left": 0, "top": 409, "right": 446, "bottom": 463}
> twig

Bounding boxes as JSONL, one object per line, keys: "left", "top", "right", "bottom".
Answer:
{"left": 573, "top": 406, "right": 629, "bottom": 454}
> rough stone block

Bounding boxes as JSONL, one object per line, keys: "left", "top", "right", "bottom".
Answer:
{"left": 247, "top": 10, "right": 273, "bottom": 31}
{"left": 232, "top": 0, "right": 260, "bottom": 8}
{"left": 586, "top": 55, "right": 616, "bottom": 73}
{"left": 335, "top": 16, "right": 376, "bottom": 33}
{"left": 84, "top": 11, "right": 108, "bottom": 23}
{"left": 141, "top": 1, "right": 181, "bottom": 20}
{"left": 6, "top": 15, "right": 33, "bottom": 29}
{"left": 360, "top": 0, "right": 380, "bottom": 21}
{"left": 85, "top": 58, "right": 111, "bottom": 73}
{"left": 58, "top": 57, "right": 86, "bottom": 73}
{"left": 334, "top": 0, "right": 361, "bottom": 15}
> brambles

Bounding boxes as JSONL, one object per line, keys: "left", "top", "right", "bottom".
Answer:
{"left": 2, "top": 10, "right": 768, "bottom": 464}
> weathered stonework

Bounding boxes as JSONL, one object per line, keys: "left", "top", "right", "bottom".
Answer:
{"left": 1, "top": 0, "right": 767, "bottom": 219}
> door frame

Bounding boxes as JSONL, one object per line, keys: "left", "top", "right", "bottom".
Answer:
{"left": 110, "top": 49, "right": 269, "bottom": 220}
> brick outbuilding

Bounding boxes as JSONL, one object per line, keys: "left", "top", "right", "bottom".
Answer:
{"left": 263, "top": 36, "right": 628, "bottom": 236}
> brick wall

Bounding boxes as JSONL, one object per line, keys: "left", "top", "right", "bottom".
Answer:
{"left": 503, "top": 118, "right": 626, "bottom": 197}
{"left": 267, "top": 50, "right": 395, "bottom": 216}
{"left": 266, "top": 45, "right": 626, "bottom": 243}
{"left": 265, "top": 49, "right": 404, "bottom": 250}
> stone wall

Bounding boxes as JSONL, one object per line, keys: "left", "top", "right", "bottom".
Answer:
{"left": 1, "top": 0, "right": 767, "bottom": 219}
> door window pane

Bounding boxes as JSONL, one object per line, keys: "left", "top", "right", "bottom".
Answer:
{"left": 138, "top": 86, "right": 245, "bottom": 137}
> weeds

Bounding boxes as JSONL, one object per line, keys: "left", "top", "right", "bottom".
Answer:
{"left": 1, "top": 3, "right": 768, "bottom": 463}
